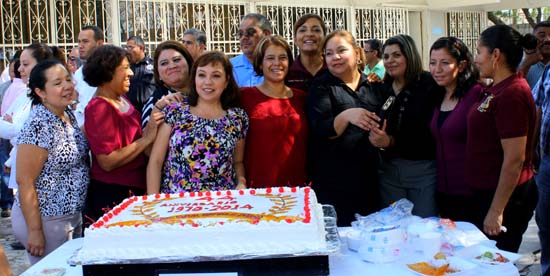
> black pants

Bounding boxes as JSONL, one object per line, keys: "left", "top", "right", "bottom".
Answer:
{"left": 472, "top": 178, "right": 538, "bottom": 252}
{"left": 83, "top": 179, "right": 145, "bottom": 229}
{"left": 436, "top": 192, "right": 478, "bottom": 224}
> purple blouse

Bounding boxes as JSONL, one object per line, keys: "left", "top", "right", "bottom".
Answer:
{"left": 430, "top": 84, "right": 483, "bottom": 196}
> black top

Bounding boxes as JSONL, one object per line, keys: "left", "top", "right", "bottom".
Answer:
{"left": 437, "top": 110, "right": 452, "bottom": 129}
{"left": 128, "top": 56, "right": 156, "bottom": 113}
{"left": 306, "top": 71, "right": 385, "bottom": 225}
{"left": 141, "top": 85, "right": 174, "bottom": 128}
{"left": 377, "top": 71, "right": 440, "bottom": 160}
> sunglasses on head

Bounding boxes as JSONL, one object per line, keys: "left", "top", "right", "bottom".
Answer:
{"left": 236, "top": 28, "right": 258, "bottom": 39}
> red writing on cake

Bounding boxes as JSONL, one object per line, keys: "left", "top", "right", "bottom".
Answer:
{"left": 165, "top": 204, "right": 254, "bottom": 213}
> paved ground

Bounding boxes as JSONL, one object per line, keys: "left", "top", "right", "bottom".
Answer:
{"left": 0, "top": 215, "right": 543, "bottom": 275}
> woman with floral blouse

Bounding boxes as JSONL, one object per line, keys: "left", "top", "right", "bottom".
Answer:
{"left": 147, "top": 51, "right": 248, "bottom": 193}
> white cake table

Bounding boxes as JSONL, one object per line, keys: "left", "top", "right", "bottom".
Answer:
{"left": 20, "top": 222, "right": 519, "bottom": 276}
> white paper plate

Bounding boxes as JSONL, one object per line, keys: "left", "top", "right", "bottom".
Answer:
{"left": 454, "top": 244, "right": 521, "bottom": 268}
{"left": 405, "top": 256, "right": 477, "bottom": 275}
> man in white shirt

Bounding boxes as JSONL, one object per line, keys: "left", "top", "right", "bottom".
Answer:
{"left": 230, "top": 13, "right": 272, "bottom": 87}
{"left": 73, "top": 25, "right": 104, "bottom": 127}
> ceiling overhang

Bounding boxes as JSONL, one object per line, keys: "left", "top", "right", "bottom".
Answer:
{"left": 369, "top": 0, "right": 548, "bottom": 11}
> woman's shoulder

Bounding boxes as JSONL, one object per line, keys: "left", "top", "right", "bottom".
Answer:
{"left": 228, "top": 106, "right": 248, "bottom": 118}
{"left": 290, "top": 87, "right": 306, "bottom": 96}
{"left": 239, "top": 86, "right": 261, "bottom": 98}
{"left": 86, "top": 96, "right": 110, "bottom": 109}
{"left": 18, "top": 106, "right": 54, "bottom": 141}
{"left": 165, "top": 101, "right": 190, "bottom": 118}
{"left": 309, "top": 71, "right": 337, "bottom": 88}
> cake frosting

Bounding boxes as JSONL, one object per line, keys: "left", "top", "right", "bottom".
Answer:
{"left": 79, "top": 187, "right": 326, "bottom": 261}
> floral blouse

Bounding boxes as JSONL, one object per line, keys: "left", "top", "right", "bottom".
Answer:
{"left": 15, "top": 104, "right": 90, "bottom": 216}
{"left": 161, "top": 102, "right": 248, "bottom": 192}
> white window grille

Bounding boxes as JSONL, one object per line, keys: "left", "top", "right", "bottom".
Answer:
{"left": 447, "top": 11, "right": 488, "bottom": 54}
{"left": 0, "top": 0, "right": 486, "bottom": 68}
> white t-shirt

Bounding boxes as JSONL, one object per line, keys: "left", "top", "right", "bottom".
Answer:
{"left": 73, "top": 67, "right": 97, "bottom": 127}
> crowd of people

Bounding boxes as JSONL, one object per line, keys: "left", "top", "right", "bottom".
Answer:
{"left": 0, "top": 12, "right": 548, "bottom": 276}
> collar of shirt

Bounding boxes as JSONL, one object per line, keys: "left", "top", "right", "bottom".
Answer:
{"left": 231, "top": 54, "right": 252, "bottom": 68}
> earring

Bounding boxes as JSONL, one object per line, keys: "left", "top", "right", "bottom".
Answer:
{"left": 357, "top": 59, "right": 363, "bottom": 65}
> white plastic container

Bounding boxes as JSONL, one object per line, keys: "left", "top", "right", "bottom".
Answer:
{"left": 358, "top": 243, "right": 402, "bottom": 263}
{"left": 358, "top": 225, "right": 405, "bottom": 263}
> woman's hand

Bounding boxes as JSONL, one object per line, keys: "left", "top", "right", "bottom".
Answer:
{"left": 155, "top": 93, "right": 185, "bottom": 110}
{"left": 235, "top": 182, "right": 247, "bottom": 190}
{"left": 483, "top": 209, "right": 504, "bottom": 236}
{"left": 26, "top": 228, "right": 45, "bottom": 257}
{"left": 369, "top": 120, "right": 392, "bottom": 148}
{"left": 3, "top": 114, "right": 12, "bottom": 123}
{"left": 345, "top": 108, "right": 380, "bottom": 131}
{"left": 367, "top": 72, "right": 382, "bottom": 83}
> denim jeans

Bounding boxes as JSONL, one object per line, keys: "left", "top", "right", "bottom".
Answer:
{"left": 0, "top": 138, "right": 12, "bottom": 210}
{"left": 536, "top": 156, "right": 550, "bottom": 276}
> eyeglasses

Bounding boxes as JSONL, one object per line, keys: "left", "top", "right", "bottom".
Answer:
{"left": 68, "top": 56, "right": 78, "bottom": 61}
{"left": 364, "top": 50, "right": 374, "bottom": 53}
{"left": 236, "top": 28, "right": 258, "bottom": 39}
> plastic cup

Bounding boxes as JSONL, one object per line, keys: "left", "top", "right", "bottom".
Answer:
{"left": 417, "top": 232, "right": 442, "bottom": 259}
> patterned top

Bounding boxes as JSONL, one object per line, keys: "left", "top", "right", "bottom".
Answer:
{"left": 15, "top": 104, "right": 90, "bottom": 216}
{"left": 161, "top": 102, "right": 249, "bottom": 193}
{"left": 534, "top": 65, "right": 550, "bottom": 156}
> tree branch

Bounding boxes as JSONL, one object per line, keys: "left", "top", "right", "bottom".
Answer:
{"left": 488, "top": 12, "right": 506, "bottom": 25}
{"left": 522, "top": 8, "right": 536, "bottom": 28}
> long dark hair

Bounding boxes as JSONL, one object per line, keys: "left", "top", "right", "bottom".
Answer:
{"left": 382, "top": 34, "right": 423, "bottom": 88}
{"left": 430, "top": 37, "right": 479, "bottom": 100}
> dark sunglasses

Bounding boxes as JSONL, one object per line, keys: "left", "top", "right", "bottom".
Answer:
{"left": 236, "top": 28, "right": 258, "bottom": 39}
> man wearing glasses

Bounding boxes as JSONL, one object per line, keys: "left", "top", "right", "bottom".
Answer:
{"left": 230, "top": 13, "right": 272, "bottom": 87}
{"left": 67, "top": 48, "right": 82, "bottom": 75}
{"left": 363, "top": 39, "right": 385, "bottom": 83}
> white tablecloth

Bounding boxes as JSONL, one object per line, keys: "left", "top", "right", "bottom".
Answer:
{"left": 21, "top": 222, "right": 519, "bottom": 276}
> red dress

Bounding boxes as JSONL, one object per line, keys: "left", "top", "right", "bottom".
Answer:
{"left": 240, "top": 87, "right": 308, "bottom": 188}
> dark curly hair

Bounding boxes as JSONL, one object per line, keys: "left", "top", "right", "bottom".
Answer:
{"left": 253, "top": 35, "right": 294, "bottom": 76}
{"left": 430, "top": 37, "right": 479, "bottom": 101}
{"left": 188, "top": 51, "right": 239, "bottom": 110}
{"left": 83, "top": 45, "right": 130, "bottom": 87}
{"left": 28, "top": 60, "right": 67, "bottom": 105}
{"left": 152, "top": 40, "right": 194, "bottom": 88}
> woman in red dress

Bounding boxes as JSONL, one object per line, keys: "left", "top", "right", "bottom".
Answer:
{"left": 240, "top": 35, "right": 308, "bottom": 188}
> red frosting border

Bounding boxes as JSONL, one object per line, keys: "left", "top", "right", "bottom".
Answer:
{"left": 92, "top": 187, "right": 313, "bottom": 229}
